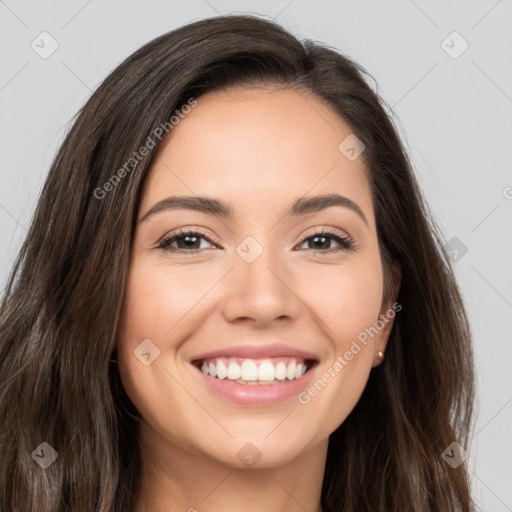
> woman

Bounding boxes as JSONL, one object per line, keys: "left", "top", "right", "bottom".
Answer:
{"left": 0, "top": 13, "right": 476, "bottom": 512}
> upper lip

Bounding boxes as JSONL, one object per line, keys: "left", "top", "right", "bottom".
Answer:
{"left": 190, "top": 343, "right": 319, "bottom": 363}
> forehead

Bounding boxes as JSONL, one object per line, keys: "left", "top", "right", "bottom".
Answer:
{"left": 140, "top": 87, "right": 374, "bottom": 226}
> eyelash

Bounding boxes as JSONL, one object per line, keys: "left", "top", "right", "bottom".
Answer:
{"left": 156, "top": 227, "right": 356, "bottom": 255}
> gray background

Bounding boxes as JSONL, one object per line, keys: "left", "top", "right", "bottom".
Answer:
{"left": 1, "top": 1, "right": 511, "bottom": 510}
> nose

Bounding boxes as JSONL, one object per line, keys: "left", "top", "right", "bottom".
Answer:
{"left": 220, "top": 244, "right": 302, "bottom": 328}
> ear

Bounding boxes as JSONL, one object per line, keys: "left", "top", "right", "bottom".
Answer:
{"left": 372, "top": 263, "right": 401, "bottom": 367}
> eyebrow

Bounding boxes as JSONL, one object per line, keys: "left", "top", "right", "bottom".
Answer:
{"left": 139, "top": 193, "right": 368, "bottom": 226}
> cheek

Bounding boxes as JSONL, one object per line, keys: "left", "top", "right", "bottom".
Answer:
{"left": 115, "top": 263, "right": 207, "bottom": 441}
{"left": 304, "top": 255, "right": 384, "bottom": 347}
{"left": 118, "top": 259, "right": 208, "bottom": 346}
{"left": 293, "top": 254, "right": 383, "bottom": 424}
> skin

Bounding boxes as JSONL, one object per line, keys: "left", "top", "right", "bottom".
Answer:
{"left": 117, "top": 86, "right": 399, "bottom": 512}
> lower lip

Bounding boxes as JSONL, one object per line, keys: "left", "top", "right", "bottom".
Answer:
{"left": 191, "top": 363, "right": 317, "bottom": 406}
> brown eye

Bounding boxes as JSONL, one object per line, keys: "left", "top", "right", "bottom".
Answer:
{"left": 297, "top": 229, "right": 355, "bottom": 253}
{"left": 157, "top": 229, "right": 217, "bottom": 254}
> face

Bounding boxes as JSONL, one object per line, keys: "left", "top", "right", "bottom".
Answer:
{"left": 117, "top": 86, "right": 396, "bottom": 469}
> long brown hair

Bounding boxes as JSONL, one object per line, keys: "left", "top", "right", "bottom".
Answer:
{"left": 0, "top": 14, "right": 476, "bottom": 511}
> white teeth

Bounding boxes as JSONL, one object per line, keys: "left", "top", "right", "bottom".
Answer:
{"left": 286, "top": 360, "right": 296, "bottom": 380}
{"left": 240, "top": 360, "right": 258, "bottom": 381}
{"left": 198, "top": 357, "right": 311, "bottom": 383}
{"left": 235, "top": 379, "right": 278, "bottom": 385}
{"left": 258, "top": 361, "right": 275, "bottom": 381}
{"left": 227, "top": 362, "right": 241, "bottom": 380}
{"left": 216, "top": 360, "right": 227, "bottom": 379}
{"left": 274, "top": 362, "right": 287, "bottom": 380}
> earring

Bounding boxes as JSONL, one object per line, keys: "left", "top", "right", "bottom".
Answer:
{"left": 377, "top": 351, "right": 384, "bottom": 360}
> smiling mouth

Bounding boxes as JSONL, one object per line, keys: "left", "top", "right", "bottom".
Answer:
{"left": 192, "top": 356, "right": 318, "bottom": 385}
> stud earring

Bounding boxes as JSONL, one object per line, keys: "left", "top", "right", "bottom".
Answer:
{"left": 377, "top": 351, "right": 384, "bottom": 360}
